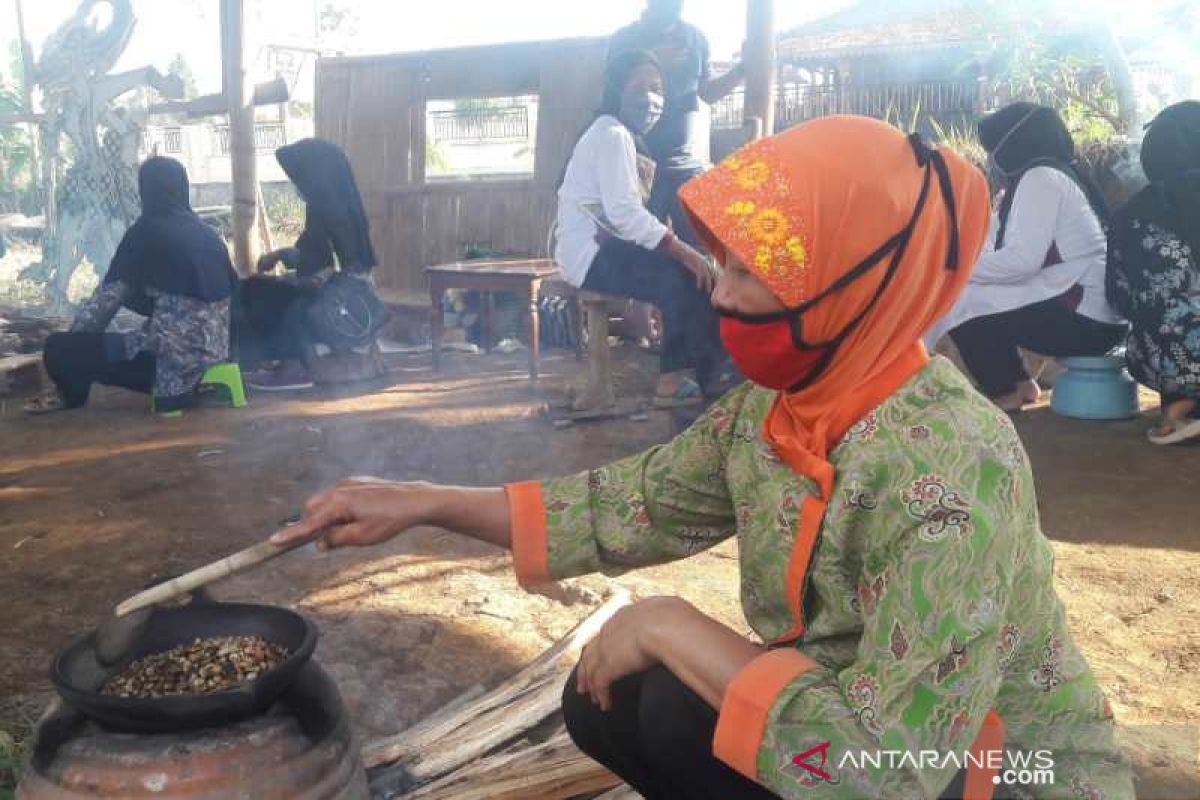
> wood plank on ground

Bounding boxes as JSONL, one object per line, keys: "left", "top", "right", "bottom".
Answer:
{"left": 365, "top": 588, "right": 633, "bottom": 799}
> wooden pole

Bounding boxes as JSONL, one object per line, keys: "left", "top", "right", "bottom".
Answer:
{"left": 14, "top": 0, "right": 42, "bottom": 206}
{"left": 744, "top": 0, "right": 776, "bottom": 140}
{"left": 220, "top": 0, "right": 260, "bottom": 275}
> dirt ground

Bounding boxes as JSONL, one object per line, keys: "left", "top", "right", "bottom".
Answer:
{"left": 1, "top": 343, "right": 1197, "bottom": 798}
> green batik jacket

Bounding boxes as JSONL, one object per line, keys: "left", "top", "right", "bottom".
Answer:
{"left": 506, "top": 357, "right": 1133, "bottom": 800}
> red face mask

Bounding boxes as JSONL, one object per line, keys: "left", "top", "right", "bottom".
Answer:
{"left": 719, "top": 315, "right": 826, "bottom": 392}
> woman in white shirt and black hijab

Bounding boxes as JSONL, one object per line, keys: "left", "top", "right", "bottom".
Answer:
{"left": 933, "top": 102, "right": 1127, "bottom": 411}
{"left": 556, "top": 49, "right": 736, "bottom": 402}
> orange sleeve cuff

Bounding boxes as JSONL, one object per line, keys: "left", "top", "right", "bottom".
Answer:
{"left": 964, "top": 709, "right": 1006, "bottom": 800}
{"left": 713, "top": 648, "right": 819, "bottom": 781}
{"left": 504, "top": 481, "right": 551, "bottom": 589}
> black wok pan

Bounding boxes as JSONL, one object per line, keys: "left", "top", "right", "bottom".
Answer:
{"left": 51, "top": 592, "right": 317, "bottom": 733}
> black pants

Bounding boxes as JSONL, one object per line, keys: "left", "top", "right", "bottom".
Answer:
{"left": 235, "top": 276, "right": 317, "bottom": 368}
{"left": 563, "top": 666, "right": 974, "bottom": 800}
{"left": 648, "top": 161, "right": 706, "bottom": 249}
{"left": 582, "top": 237, "right": 727, "bottom": 386}
{"left": 949, "top": 298, "right": 1127, "bottom": 397}
{"left": 563, "top": 665, "right": 776, "bottom": 800}
{"left": 43, "top": 332, "right": 156, "bottom": 408}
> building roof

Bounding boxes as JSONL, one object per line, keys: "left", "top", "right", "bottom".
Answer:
{"left": 778, "top": 0, "right": 1086, "bottom": 61}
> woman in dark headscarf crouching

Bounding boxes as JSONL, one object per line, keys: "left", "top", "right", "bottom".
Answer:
{"left": 238, "top": 137, "right": 384, "bottom": 390}
{"left": 1107, "top": 101, "right": 1200, "bottom": 444}
{"left": 26, "top": 157, "right": 238, "bottom": 414}
{"left": 928, "top": 103, "right": 1127, "bottom": 411}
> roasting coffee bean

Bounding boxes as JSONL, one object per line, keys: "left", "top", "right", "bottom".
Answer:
{"left": 101, "top": 635, "right": 289, "bottom": 699}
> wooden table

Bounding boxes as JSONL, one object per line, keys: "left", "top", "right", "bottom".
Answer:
{"left": 426, "top": 258, "right": 562, "bottom": 384}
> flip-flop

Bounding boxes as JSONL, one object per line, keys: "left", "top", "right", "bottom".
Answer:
{"left": 652, "top": 378, "right": 702, "bottom": 409}
{"left": 23, "top": 393, "right": 68, "bottom": 415}
{"left": 1147, "top": 416, "right": 1200, "bottom": 445}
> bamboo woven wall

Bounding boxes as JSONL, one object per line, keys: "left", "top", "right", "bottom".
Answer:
{"left": 316, "top": 38, "right": 607, "bottom": 291}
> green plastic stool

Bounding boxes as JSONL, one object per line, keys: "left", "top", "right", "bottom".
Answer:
{"left": 199, "top": 363, "right": 247, "bottom": 408}
{"left": 153, "top": 363, "right": 247, "bottom": 415}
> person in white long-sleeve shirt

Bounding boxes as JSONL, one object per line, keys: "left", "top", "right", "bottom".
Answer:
{"left": 556, "top": 49, "right": 735, "bottom": 401}
{"left": 932, "top": 103, "right": 1127, "bottom": 411}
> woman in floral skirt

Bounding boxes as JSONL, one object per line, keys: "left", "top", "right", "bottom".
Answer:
{"left": 1108, "top": 101, "right": 1200, "bottom": 444}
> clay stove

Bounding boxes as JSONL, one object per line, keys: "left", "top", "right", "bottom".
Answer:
{"left": 17, "top": 662, "right": 368, "bottom": 799}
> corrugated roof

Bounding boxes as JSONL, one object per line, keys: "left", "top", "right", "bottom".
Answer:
{"left": 778, "top": 0, "right": 1087, "bottom": 60}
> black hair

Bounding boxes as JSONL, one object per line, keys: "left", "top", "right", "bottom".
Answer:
{"left": 1134, "top": 101, "right": 1200, "bottom": 256}
{"left": 979, "top": 103, "right": 1109, "bottom": 247}
{"left": 555, "top": 49, "right": 661, "bottom": 192}
{"left": 1141, "top": 100, "right": 1200, "bottom": 184}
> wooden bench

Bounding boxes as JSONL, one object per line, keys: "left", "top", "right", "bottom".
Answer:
{"left": 541, "top": 279, "right": 628, "bottom": 411}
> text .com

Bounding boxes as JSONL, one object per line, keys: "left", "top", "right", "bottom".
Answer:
{"left": 791, "top": 745, "right": 1056, "bottom": 787}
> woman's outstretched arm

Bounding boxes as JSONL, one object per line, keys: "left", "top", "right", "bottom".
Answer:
{"left": 270, "top": 479, "right": 512, "bottom": 551}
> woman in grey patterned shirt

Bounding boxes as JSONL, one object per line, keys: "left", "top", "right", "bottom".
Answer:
{"left": 26, "top": 157, "right": 238, "bottom": 414}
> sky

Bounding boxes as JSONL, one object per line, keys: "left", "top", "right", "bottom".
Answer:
{"left": 1, "top": 1, "right": 851, "bottom": 102}
{"left": 3, "top": 0, "right": 1192, "bottom": 103}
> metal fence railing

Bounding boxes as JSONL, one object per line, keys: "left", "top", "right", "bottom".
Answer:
{"left": 711, "top": 81, "right": 981, "bottom": 131}
{"left": 429, "top": 105, "right": 531, "bottom": 143}
{"left": 139, "top": 127, "right": 183, "bottom": 156}
{"left": 213, "top": 122, "right": 288, "bottom": 155}
{"left": 163, "top": 128, "right": 182, "bottom": 154}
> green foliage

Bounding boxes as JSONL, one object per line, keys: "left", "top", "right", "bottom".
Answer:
{"left": 454, "top": 97, "right": 501, "bottom": 114}
{"left": 883, "top": 97, "right": 925, "bottom": 136}
{"left": 426, "top": 139, "right": 449, "bottom": 173}
{"left": 928, "top": 117, "right": 988, "bottom": 170}
{"left": 265, "top": 188, "right": 305, "bottom": 240}
{"left": 6, "top": 41, "right": 24, "bottom": 91}
{"left": 317, "top": 1, "right": 359, "bottom": 45}
{"left": 976, "top": 21, "right": 1122, "bottom": 145}
{"left": 0, "top": 719, "right": 32, "bottom": 799}
{"left": 0, "top": 43, "right": 38, "bottom": 213}
{"left": 289, "top": 100, "right": 314, "bottom": 120}
{"left": 167, "top": 53, "right": 198, "bottom": 100}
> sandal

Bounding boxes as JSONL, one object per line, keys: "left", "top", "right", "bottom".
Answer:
{"left": 652, "top": 378, "right": 702, "bottom": 409}
{"left": 23, "top": 392, "right": 69, "bottom": 415}
{"left": 1147, "top": 416, "right": 1200, "bottom": 445}
{"left": 993, "top": 380, "right": 1041, "bottom": 414}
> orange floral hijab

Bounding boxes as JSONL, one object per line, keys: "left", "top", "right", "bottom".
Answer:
{"left": 680, "top": 116, "right": 991, "bottom": 642}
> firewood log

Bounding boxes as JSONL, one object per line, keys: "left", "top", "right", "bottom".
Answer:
{"left": 364, "top": 588, "right": 632, "bottom": 797}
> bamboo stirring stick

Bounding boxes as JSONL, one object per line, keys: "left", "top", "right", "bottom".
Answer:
{"left": 114, "top": 539, "right": 307, "bottom": 617}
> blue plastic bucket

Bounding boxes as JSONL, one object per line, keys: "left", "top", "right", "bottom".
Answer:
{"left": 1049, "top": 356, "right": 1140, "bottom": 420}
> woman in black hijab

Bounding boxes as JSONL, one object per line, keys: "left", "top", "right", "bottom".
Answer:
{"left": 1107, "top": 101, "right": 1200, "bottom": 444}
{"left": 935, "top": 102, "right": 1126, "bottom": 411}
{"left": 554, "top": 50, "right": 735, "bottom": 403}
{"left": 238, "top": 137, "right": 382, "bottom": 390}
{"left": 27, "top": 157, "right": 238, "bottom": 414}
{"left": 261, "top": 138, "right": 376, "bottom": 277}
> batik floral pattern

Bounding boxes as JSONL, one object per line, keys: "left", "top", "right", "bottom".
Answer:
{"left": 1031, "top": 636, "right": 1066, "bottom": 693}
{"left": 679, "top": 140, "right": 814, "bottom": 306}
{"left": 843, "top": 412, "right": 879, "bottom": 443}
{"left": 1107, "top": 217, "right": 1200, "bottom": 402}
{"left": 533, "top": 357, "right": 1133, "bottom": 799}
{"left": 903, "top": 475, "right": 973, "bottom": 542}
{"left": 70, "top": 280, "right": 231, "bottom": 407}
{"left": 846, "top": 674, "right": 885, "bottom": 738}
{"left": 998, "top": 623, "right": 1023, "bottom": 667}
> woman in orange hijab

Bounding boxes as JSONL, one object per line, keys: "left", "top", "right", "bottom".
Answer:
{"left": 275, "top": 117, "right": 1132, "bottom": 799}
